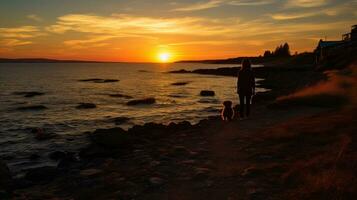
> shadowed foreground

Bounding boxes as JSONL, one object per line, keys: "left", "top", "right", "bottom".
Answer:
{"left": 4, "top": 65, "right": 357, "bottom": 200}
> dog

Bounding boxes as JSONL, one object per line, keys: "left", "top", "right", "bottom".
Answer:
{"left": 221, "top": 101, "right": 234, "bottom": 121}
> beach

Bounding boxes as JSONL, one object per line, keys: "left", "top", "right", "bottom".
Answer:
{"left": 1, "top": 62, "right": 356, "bottom": 199}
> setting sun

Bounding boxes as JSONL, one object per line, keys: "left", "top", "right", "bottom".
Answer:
{"left": 158, "top": 53, "right": 171, "bottom": 63}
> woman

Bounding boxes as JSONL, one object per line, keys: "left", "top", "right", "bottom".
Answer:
{"left": 237, "top": 59, "right": 255, "bottom": 118}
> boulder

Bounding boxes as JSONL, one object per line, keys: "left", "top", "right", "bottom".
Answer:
{"left": 200, "top": 90, "right": 215, "bottom": 96}
{"left": 16, "top": 105, "right": 47, "bottom": 111}
{"left": 149, "top": 177, "right": 164, "bottom": 186}
{"left": 29, "top": 154, "right": 40, "bottom": 160}
{"left": 31, "top": 128, "right": 57, "bottom": 140}
{"left": 76, "top": 103, "right": 96, "bottom": 109}
{"left": 171, "top": 81, "right": 190, "bottom": 86}
{"left": 25, "top": 166, "right": 58, "bottom": 183}
{"left": 126, "top": 98, "right": 156, "bottom": 106}
{"left": 49, "top": 151, "right": 66, "bottom": 161}
{"left": 13, "top": 91, "right": 45, "bottom": 98}
{"left": 90, "top": 127, "right": 133, "bottom": 148}
{"left": 78, "top": 78, "right": 119, "bottom": 83}
{"left": 0, "top": 160, "right": 12, "bottom": 191}
{"left": 111, "top": 117, "right": 130, "bottom": 125}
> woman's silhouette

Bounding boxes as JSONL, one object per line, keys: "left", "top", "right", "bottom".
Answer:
{"left": 237, "top": 59, "right": 255, "bottom": 118}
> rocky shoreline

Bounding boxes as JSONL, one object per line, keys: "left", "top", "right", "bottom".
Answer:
{"left": 2, "top": 63, "right": 355, "bottom": 199}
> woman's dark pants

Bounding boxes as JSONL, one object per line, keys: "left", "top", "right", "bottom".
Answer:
{"left": 239, "top": 94, "right": 251, "bottom": 118}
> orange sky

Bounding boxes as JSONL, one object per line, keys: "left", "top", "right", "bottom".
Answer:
{"left": 0, "top": 0, "right": 356, "bottom": 62}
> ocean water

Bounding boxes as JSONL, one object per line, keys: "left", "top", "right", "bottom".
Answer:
{"left": 0, "top": 62, "right": 266, "bottom": 173}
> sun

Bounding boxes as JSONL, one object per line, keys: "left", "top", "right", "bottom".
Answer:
{"left": 158, "top": 53, "right": 171, "bottom": 63}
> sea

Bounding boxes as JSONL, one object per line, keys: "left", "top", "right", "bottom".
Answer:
{"left": 0, "top": 62, "right": 266, "bottom": 174}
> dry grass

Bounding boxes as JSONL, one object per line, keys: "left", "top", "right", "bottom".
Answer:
{"left": 253, "top": 65, "right": 357, "bottom": 199}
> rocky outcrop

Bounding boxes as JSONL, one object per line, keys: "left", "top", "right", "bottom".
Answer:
{"left": 200, "top": 90, "right": 215, "bottom": 96}
{"left": 16, "top": 105, "right": 48, "bottom": 111}
{"left": 78, "top": 79, "right": 119, "bottom": 83}
{"left": 0, "top": 160, "right": 12, "bottom": 192}
{"left": 13, "top": 91, "right": 45, "bottom": 98}
{"left": 111, "top": 117, "right": 130, "bottom": 125}
{"left": 76, "top": 103, "right": 96, "bottom": 109}
{"left": 126, "top": 98, "right": 156, "bottom": 106}
{"left": 171, "top": 81, "right": 190, "bottom": 86}
{"left": 25, "top": 166, "right": 59, "bottom": 183}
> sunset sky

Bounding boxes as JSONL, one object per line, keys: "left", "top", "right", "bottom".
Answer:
{"left": 0, "top": 0, "right": 356, "bottom": 62}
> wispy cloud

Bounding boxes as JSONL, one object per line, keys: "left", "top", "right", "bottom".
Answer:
{"left": 271, "top": 12, "right": 319, "bottom": 20}
{"left": 228, "top": 0, "right": 274, "bottom": 6}
{"left": 0, "top": 26, "right": 43, "bottom": 38}
{"left": 64, "top": 35, "right": 116, "bottom": 49}
{"left": 0, "top": 26, "right": 44, "bottom": 47}
{"left": 285, "top": 0, "right": 328, "bottom": 8}
{"left": 0, "top": 39, "right": 33, "bottom": 47}
{"left": 46, "top": 14, "right": 231, "bottom": 36}
{"left": 27, "top": 14, "right": 43, "bottom": 22}
{"left": 172, "top": 0, "right": 223, "bottom": 11}
{"left": 272, "top": 1, "right": 357, "bottom": 20}
{"left": 172, "top": 0, "right": 274, "bottom": 11}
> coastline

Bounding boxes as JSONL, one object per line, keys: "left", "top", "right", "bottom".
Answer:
{"left": 1, "top": 63, "right": 356, "bottom": 199}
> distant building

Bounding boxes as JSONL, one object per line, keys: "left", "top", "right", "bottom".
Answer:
{"left": 315, "top": 24, "right": 357, "bottom": 65}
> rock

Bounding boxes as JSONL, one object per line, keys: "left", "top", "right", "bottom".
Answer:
{"left": 241, "top": 166, "right": 263, "bottom": 178}
{"left": 0, "top": 160, "right": 12, "bottom": 191}
{"left": 170, "top": 145, "right": 190, "bottom": 157}
{"left": 80, "top": 168, "right": 102, "bottom": 177}
{"left": 167, "top": 121, "right": 191, "bottom": 130}
{"left": 194, "top": 167, "right": 211, "bottom": 180}
{"left": 31, "top": 128, "right": 57, "bottom": 140}
{"left": 200, "top": 90, "right": 215, "bottom": 96}
{"left": 29, "top": 154, "right": 40, "bottom": 160}
{"left": 102, "top": 79, "right": 119, "bottom": 83}
{"left": 57, "top": 153, "right": 79, "bottom": 169}
{"left": 149, "top": 160, "right": 161, "bottom": 167}
{"left": 49, "top": 151, "right": 66, "bottom": 161}
{"left": 126, "top": 98, "right": 156, "bottom": 106}
{"left": 25, "top": 166, "right": 58, "bottom": 182}
{"left": 78, "top": 78, "right": 103, "bottom": 82}
{"left": 90, "top": 127, "right": 133, "bottom": 148}
{"left": 76, "top": 103, "right": 96, "bottom": 109}
{"left": 180, "top": 160, "right": 196, "bottom": 165}
{"left": 109, "top": 93, "right": 133, "bottom": 99}
{"left": 13, "top": 91, "right": 45, "bottom": 98}
{"left": 171, "top": 81, "right": 190, "bottom": 86}
{"left": 16, "top": 105, "right": 47, "bottom": 111}
{"left": 111, "top": 117, "right": 130, "bottom": 125}
{"left": 78, "top": 78, "right": 119, "bottom": 83}
{"left": 149, "top": 177, "right": 164, "bottom": 186}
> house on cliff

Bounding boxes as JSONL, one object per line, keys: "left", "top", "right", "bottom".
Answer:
{"left": 315, "top": 25, "right": 357, "bottom": 66}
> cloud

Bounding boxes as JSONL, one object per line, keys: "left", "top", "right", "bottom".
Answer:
{"left": 172, "top": 0, "right": 223, "bottom": 11}
{"left": 172, "top": 0, "right": 273, "bottom": 11}
{"left": 64, "top": 35, "right": 116, "bottom": 49}
{"left": 272, "top": 1, "right": 357, "bottom": 20}
{"left": 0, "top": 26, "right": 44, "bottom": 47}
{"left": 228, "top": 0, "right": 274, "bottom": 6}
{"left": 0, "top": 39, "right": 33, "bottom": 47}
{"left": 286, "top": 0, "right": 328, "bottom": 8}
{"left": 271, "top": 12, "right": 319, "bottom": 20}
{"left": 27, "top": 14, "right": 43, "bottom": 22}
{"left": 46, "top": 14, "right": 231, "bottom": 36}
{"left": 0, "top": 26, "right": 43, "bottom": 38}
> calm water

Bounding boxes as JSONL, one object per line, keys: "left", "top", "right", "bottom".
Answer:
{"left": 0, "top": 62, "right": 266, "bottom": 173}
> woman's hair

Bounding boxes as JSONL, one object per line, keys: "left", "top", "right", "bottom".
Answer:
{"left": 241, "top": 59, "right": 251, "bottom": 70}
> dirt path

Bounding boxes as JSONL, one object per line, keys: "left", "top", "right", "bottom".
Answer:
{"left": 155, "top": 105, "right": 327, "bottom": 200}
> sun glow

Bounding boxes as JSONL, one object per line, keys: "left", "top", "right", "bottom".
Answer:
{"left": 158, "top": 52, "right": 171, "bottom": 63}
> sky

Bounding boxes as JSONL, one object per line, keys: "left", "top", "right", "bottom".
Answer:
{"left": 0, "top": 0, "right": 356, "bottom": 62}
